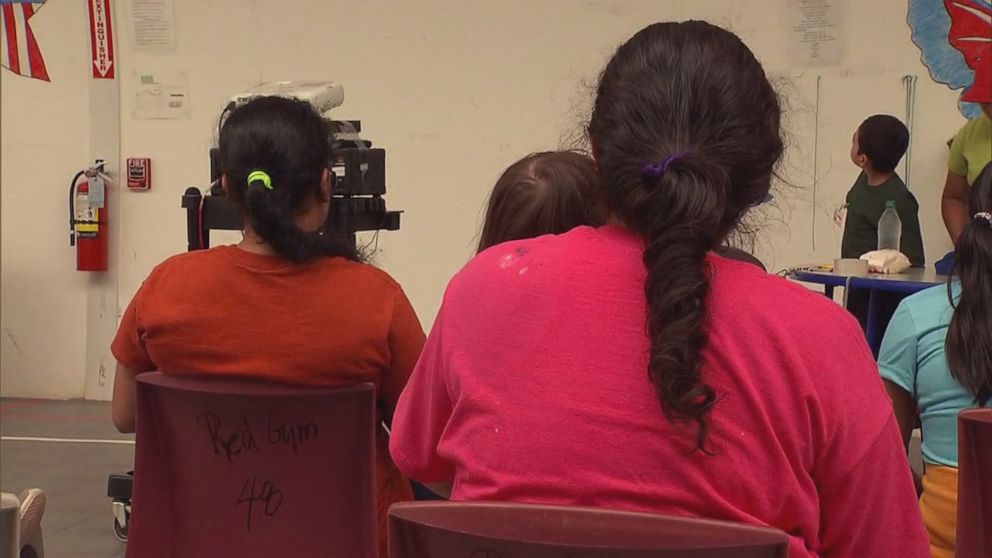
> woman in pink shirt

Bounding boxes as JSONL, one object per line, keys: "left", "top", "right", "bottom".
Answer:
{"left": 390, "top": 21, "right": 928, "bottom": 557}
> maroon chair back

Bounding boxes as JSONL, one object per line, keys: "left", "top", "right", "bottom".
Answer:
{"left": 957, "top": 408, "right": 992, "bottom": 558}
{"left": 126, "top": 373, "right": 377, "bottom": 558}
{"left": 389, "top": 502, "right": 789, "bottom": 558}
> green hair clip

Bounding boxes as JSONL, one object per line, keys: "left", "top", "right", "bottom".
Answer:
{"left": 247, "top": 170, "right": 273, "bottom": 190}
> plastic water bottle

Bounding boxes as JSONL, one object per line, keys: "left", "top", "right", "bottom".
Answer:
{"left": 878, "top": 200, "right": 902, "bottom": 251}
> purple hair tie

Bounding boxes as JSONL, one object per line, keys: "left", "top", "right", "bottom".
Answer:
{"left": 641, "top": 151, "right": 689, "bottom": 181}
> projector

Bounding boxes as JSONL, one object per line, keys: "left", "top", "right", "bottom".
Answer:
{"left": 227, "top": 81, "right": 345, "bottom": 114}
{"left": 195, "top": 80, "right": 401, "bottom": 248}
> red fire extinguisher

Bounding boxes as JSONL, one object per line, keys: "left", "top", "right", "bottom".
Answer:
{"left": 69, "top": 161, "right": 109, "bottom": 271}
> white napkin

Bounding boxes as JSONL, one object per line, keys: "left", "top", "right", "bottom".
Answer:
{"left": 860, "top": 249, "right": 911, "bottom": 274}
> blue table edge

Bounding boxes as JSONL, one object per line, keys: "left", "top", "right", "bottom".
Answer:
{"left": 789, "top": 270, "right": 947, "bottom": 293}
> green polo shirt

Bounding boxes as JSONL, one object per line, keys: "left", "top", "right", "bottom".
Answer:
{"left": 841, "top": 172, "right": 925, "bottom": 267}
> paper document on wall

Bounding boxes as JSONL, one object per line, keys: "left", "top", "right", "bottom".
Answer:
{"left": 134, "top": 73, "right": 190, "bottom": 119}
{"left": 130, "top": 0, "right": 176, "bottom": 51}
{"left": 787, "top": 0, "right": 842, "bottom": 66}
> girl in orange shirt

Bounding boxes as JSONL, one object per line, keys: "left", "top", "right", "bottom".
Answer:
{"left": 111, "top": 96, "right": 425, "bottom": 555}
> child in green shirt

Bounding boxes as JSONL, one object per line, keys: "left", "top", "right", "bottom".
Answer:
{"left": 842, "top": 115, "right": 925, "bottom": 267}
{"left": 840, "top": 115, "right": 926, "bottom": 340}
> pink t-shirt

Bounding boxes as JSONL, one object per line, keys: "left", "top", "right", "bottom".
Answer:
{"left": 390, "top": 225, "right": 929, "bottom": 558}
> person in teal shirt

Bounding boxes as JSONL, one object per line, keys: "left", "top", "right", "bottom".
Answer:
{"left": 879, "top": 162, "right": 992, "bottom": 558}
{"left": 879, "top": 283, "right": 970, "bottom": 468}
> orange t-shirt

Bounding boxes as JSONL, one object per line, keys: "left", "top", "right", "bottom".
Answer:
{"left": 111, "top": 245, "right": 425, "bottom": 554}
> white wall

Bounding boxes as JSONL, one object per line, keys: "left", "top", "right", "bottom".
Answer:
{"left": 1, "top": 0, "right": 93, "bottom": 398}
{"left": 1, "top": 0, "right": 970, "bottom": 399}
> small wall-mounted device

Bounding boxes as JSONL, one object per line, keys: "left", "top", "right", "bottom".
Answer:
{"left": 126, "top": 157, "right": 151, "bottom": 190}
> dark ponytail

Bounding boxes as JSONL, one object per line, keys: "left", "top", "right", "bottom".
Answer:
{"left": 219, "top": 96, "right": 358, "bottom": 262}
{"left": 588, "top": 21, "right": 783, "bottom": 451}
{"left": 946, "top": 162, "right": 992, "bottom": 405}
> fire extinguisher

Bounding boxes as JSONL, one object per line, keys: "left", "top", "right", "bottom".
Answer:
{"left": 68, "top": 161, "right": 109, "bottom": 271}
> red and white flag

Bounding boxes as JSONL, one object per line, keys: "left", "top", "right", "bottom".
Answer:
{"left": 0, "top": 0, "right": 49, "bottom": 82}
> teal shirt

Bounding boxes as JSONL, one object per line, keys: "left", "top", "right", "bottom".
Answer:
{"left": 878, "top": 284, "right": 990, "bottom": 467}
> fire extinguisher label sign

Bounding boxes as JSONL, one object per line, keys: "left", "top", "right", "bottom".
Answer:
{"left": 89, "top": 175, "right": 106, "bottom": 208}
{"left": 76, "top": 193, "right": 99, "bottom": 236}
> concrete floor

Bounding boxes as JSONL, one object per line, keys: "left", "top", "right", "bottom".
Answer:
{"left": 1, "top": 399, "right": 132, "bottom": 558}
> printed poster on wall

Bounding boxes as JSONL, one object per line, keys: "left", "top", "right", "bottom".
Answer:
{"left": 88, "top": 0, "right": 115, "bottom": 78}
{"left": 130, "top": 0, "right": 176, "bottom": 52}
{"left": 787, "top": 0, "right": 843, "bottom": 66}
{"left": 133, "top": 72, "right": 190, "bottom": 119}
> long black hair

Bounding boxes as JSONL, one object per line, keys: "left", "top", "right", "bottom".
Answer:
{"left": 218, "top": 96, "right": 358, "bottom": 262}
{"left": 588, "top": 21, "right": 783, "bottom": 451}
{"left": 478, "top": 151, "right": 607, "bottom": 253}
{"left": 947, "top": 162, "right": 992, "bottom": 405}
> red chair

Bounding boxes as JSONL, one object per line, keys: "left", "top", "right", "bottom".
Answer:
{"left": 126, "top": 373, "right": 377, "bottom": 558}
{"left": 956, "top": 408, "right": 992, "bottom": 558}
{"left": 389, "top": 501, "right": 788, "bottom": 558}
